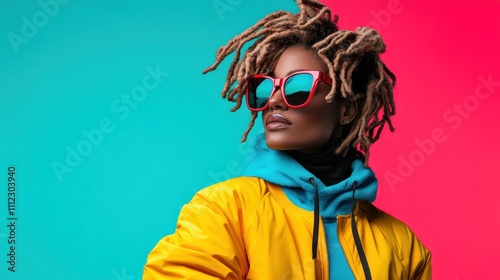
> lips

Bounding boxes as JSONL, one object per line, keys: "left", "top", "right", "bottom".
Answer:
{"left": 265, "top": 114, "right": 292, "bottom": 130}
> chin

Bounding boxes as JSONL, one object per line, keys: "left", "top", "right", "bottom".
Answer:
{"left": 265, "top": 135, "right": 290, "bottom": 150}
{"left": 265, "top": 131, "right": 332, "bottom": 153}
{"left": 265, "top": 133, "right": 302, "bottom": 151}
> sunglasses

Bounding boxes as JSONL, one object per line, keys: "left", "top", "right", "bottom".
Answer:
{"left": 245, "top": 70, "right": 333, "bottom": 112}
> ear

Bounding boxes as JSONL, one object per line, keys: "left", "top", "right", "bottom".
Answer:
{"left": 339, "top": 101, "right": 358, "bottom": 125}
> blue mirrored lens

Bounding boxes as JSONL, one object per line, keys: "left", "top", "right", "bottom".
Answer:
{"left": 248, "top": 73, "right": 315, "bottom": 109}
{"left": 284, "top": 73, "right": 313, "bottom": 106}
{"left": 249, "top": 78, "right": 273, "bottom": 109}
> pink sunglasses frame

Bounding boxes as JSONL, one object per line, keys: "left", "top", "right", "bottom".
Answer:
{"left": 245, "top": 70, "right": 333, "bottom": 112}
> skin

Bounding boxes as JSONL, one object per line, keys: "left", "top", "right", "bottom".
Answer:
{"left": 263, "top": 45, "right": 357, "bottom": 154}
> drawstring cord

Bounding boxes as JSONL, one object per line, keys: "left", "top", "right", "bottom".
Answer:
{"left": 308, "top": 179, "right": 372, "bottom": 280}
{"left": 309, "top": 178, "right": 320, "bottom": 260}
{"left": 351, "top": 181, "right": 372, "bottom": 280}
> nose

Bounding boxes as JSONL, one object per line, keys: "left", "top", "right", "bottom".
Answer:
{"left": 268, "top": 87, "right": 288, "bottom": 111}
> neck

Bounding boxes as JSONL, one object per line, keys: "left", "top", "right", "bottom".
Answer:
{"left": 286, "top": 145, "right": 356, "bottom": 186}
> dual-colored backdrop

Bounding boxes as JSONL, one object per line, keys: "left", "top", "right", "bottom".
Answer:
{"left": 1, "top": 0, "right": 498, "bottom": 279}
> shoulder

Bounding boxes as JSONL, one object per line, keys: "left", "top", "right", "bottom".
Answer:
{"left": 358, "top": 201, "right": 412, "bottom": 232}
{"left": 195, "top": 176, "right": 270, "bottom": 201}
{"left": 190, "top": 176, "right": 271, "bottom": 216}
{"left": 358, "top": 201, "right": 431, "bottom": 259}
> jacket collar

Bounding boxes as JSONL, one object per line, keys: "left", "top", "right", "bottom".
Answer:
{"left": 241, "top": 133, "right": 378, "bottom": 219}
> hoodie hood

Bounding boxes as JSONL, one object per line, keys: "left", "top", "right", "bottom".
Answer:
{"left": 242, "top": 133, "right": 378, "bottom": 219}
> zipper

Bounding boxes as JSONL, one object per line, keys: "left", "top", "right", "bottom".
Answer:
{"left": 317, "top": 218, "right": 329, "bottom": 280}
{"left": 309, "top": 177, "right": 320, "bottom": 260}
{"left": 337, "top": 213, "right": 358, "bottom": 280}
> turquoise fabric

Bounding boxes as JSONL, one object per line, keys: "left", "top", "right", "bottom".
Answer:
{"left": 242, "top": 133, "right": 378, "bottom": 279}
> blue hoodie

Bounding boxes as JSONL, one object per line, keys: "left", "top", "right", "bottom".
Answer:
{"left": 241, "top": 133, "right": 378, "bottom": 279}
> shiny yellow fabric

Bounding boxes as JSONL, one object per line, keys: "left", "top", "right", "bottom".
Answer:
{"left": 143, "top": 177, "right": 431, "bottom": 279}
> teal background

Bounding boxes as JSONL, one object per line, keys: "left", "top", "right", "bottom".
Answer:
{"left": 0, "top": 0, "right": 297, "bottom": 279}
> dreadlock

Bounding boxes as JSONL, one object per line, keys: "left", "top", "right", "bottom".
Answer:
{"left": 202, "top": 0, "right": 396, "bottom": 165}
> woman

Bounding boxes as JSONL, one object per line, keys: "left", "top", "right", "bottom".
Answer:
{"left": 143, "top": 0, "right": 431, "bottom": 279}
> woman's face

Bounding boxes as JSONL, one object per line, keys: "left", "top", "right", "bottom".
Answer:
{"left": 262, "top": 45, "right": 345, "bottom": 154}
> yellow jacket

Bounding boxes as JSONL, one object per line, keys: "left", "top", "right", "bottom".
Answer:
{"left": 143, "top": 177, "right": 431, "bottom": 279}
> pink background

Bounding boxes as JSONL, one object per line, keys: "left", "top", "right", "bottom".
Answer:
{"left": 320, "top": 0, "right": 500, "bottom": 278}
{"left": 1, "top": 0, "right": 496, "bottom": 279}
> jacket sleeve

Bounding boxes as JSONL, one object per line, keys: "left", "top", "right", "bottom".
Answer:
{"left": 143, "top": 185, "right": 249, "bottom": 280}
{"left": 396, "top": 217, "right": 432, "bottom": 280}
{"left": 409, "top": 238, "right": 432, "bottom": 280}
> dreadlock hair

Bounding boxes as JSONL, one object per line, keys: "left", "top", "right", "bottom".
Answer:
{"left": 202, "top": 0, "right": 396, "bottom": 165}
